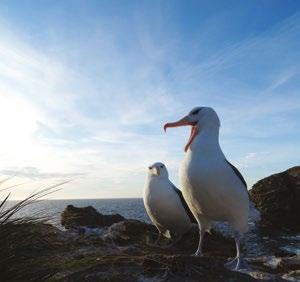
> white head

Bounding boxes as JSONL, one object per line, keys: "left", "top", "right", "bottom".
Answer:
{"left": 164, "top": 107, "right": 220, "bottom": 152}
{"left": 148, "top": 162, "right": 169, "bottom": 178}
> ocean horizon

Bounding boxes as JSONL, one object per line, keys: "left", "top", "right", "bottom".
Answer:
{"left": 7, "top": 198, "right": 151, "bottom": 227}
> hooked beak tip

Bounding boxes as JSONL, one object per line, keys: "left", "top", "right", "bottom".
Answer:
{"left": 163, "top": 124, "right": 168, "bottom": 132}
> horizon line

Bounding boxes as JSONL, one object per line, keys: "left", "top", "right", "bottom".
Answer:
{"left": 8, "top": 197, "right": 143, "bottom": 201}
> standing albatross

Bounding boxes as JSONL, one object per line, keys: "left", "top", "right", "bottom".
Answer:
{"left": 144, "top": 162, "right": 196, "bottom": 247}
{"left": 164, "top": 107, "right": 249, "bottom": 270}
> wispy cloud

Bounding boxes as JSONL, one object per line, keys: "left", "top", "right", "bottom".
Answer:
{"left": 0, "top": 4, "right": 299, "bottom": 198}
{"left": 0, "top": 167, "right": 86, "bottom": 180}
{"left": 234, "top": 152, "right": 271, "bottom": 169}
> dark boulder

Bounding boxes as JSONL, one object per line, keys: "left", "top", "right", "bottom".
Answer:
{"left": 249, "top": 166, "right": 300, "bottom": 231}
{"left": 105, "top": 220, "right": 236, "bottom": 258}
{"left": 61, "top": 205, "right": 125, "bottom": 229}
{"left": 279, "top": 255, "right": 300, "bottom": 271}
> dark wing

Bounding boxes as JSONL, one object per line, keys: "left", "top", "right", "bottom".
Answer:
{"left": 172, "top": 184, "right": 197, "bottom": 223}
{"left": 225, "top": 160, "right": 247, "bottom": 189}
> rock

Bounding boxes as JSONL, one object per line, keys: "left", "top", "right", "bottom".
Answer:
{"left": 279, "top": 256, "right": 300, "bottom": 271}
{"left": 246, "top": 271, "right": 278, "bottom": 281}
{"left": 63, "top": 255, "right": 257, "bottom": 281}
{"left": 105, "top": 219, "right": 157, "bottom": 245}
{"left": 61, "top": 205, "right": 125, "bottom": 229}
{"left": 249, "top": 166, "right": 300, "bottom": 231}
{"left": 282, "top": 270, "right": 300, "bottom": 281}
{"left": 3, "top": 207, "right": 299, "bottom": 281}
{"left": 104, "top": 219, "right": 236, "bottom": 258}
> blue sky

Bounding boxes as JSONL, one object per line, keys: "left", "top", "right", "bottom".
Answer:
{"left": 0, "top": 0, "right": 299, "bottom": 199}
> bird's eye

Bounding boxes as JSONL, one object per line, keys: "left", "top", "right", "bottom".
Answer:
{"left": 160, "top": 165, "right": 164, "bottom": 168}
{"left": 191, "top": 108, "right": 201, "bottom": 115}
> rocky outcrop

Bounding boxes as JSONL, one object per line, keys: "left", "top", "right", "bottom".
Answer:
{"left": 2, "top": 218, "right": 254, "bottom": 281}
{"left": 2, "top": 207, "right": 300, "bottom": 281}
{"left": 61, "top": 205, "right": 125, "bottom": 229}
{"left": 105, "top": 219, "right": 236, "bottom": 257}
{"left": 249, "top": 166, "right": 300, "bottom": 231}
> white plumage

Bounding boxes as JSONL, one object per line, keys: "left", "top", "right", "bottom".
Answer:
{"left": 143, "top": 162, "right": 194, "bottom": 245}
{"left": 164, "top": 107, "right": 249, "bottom": 270}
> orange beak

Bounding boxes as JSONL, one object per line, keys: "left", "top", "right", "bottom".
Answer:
{"left": 163, "top": 116, "right": 193, "bottom": 131}
{"left": 164, "top": 116, "right": 198, "bottom": 152}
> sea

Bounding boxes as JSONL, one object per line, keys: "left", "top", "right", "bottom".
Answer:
{"left": 6, "top": 198, "right": 300, "bottom": 258}
{"left": 7, "top": 198, "right": 151, "bottom": 226}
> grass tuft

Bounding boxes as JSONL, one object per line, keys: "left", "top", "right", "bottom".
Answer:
{"left": 0, "top": 179, "right": 67, "bottom": 281}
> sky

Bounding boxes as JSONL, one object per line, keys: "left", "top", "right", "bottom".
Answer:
{"left": 0, "top": 0, "right": 299, "bottom": 199}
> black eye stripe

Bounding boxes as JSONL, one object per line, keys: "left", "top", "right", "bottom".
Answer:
{"left": 191, "top": 108, "right": 202, "bottom": 115}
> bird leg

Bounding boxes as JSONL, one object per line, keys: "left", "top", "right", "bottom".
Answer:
{"left": 194, "top": 227, "right": 205, "bottom": 256}
{"left": 225, "top": 232, "right": 249, "bottom": 271}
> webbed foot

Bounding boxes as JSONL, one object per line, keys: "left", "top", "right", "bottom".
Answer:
{"left": 194, "top": 249, "right": 203, "bottom": 257}
{"left": 225, "top": 256, "right": 249, "bottom": 271}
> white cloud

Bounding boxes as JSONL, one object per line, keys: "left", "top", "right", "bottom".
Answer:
{"left": 235, "top": 152, "right": 270, "bottom": 169}
{"left": 0, "top": 10, "right": 299, "bottom": 198}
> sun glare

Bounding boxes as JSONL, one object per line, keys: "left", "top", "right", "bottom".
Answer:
{"left": 0, "top": 94, "right": 38, "bottom": 162}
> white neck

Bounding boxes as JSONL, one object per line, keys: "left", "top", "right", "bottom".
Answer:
{"left": 189, "top": 125, "right": 223, "bottom": 157}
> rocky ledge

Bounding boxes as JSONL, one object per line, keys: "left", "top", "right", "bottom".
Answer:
{"left": 1, "top": 209, "right": 299, "bottom": 281}
{"left": 250, "top": 166, "right": 300, "bottom": 231}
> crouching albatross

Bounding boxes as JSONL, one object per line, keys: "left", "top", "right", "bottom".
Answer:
{"left": 144, "top": 162, "right": 196, "bottom": 247}
{"left": 164, "top": 107, "right": 249, "bottom": 271}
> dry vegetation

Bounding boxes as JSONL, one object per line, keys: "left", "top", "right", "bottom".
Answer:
{"left": 0, "top": 180, "right": 66, "bottom": 280}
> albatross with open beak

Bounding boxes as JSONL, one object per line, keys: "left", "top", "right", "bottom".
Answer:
{"left": 164, "top": 107, "right": 249, "bottom": 271}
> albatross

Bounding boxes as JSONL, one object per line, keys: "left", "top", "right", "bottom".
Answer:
{"left": 164, "top": 107, "right": 249, "bottom": 270}
{"left": 143, "top": 162, "right": 196, "bottom": 247}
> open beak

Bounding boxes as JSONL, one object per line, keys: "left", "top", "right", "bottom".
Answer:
{"left": 164, "top": 116, "right": 193, "bottom": 131}
{"left": 164, "top": 116, "right": 198, "bottom": 152}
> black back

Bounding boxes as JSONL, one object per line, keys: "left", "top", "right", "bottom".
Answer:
{"left": 172, "top": 185, "right": 197, "bottom": 223}
{"left": 225, "top": 160, "right": 247, "bottom": 189}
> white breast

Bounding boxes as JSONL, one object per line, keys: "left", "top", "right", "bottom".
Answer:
{"left": 180, "top": 148, "right": 249, "bottom": 233}
{"left": 143, "top": 177, "right": 191, "bottom": 237}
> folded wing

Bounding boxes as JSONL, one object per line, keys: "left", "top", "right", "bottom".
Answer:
{"left": 172, "top": 184, "right": 197, "bottom": 223}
